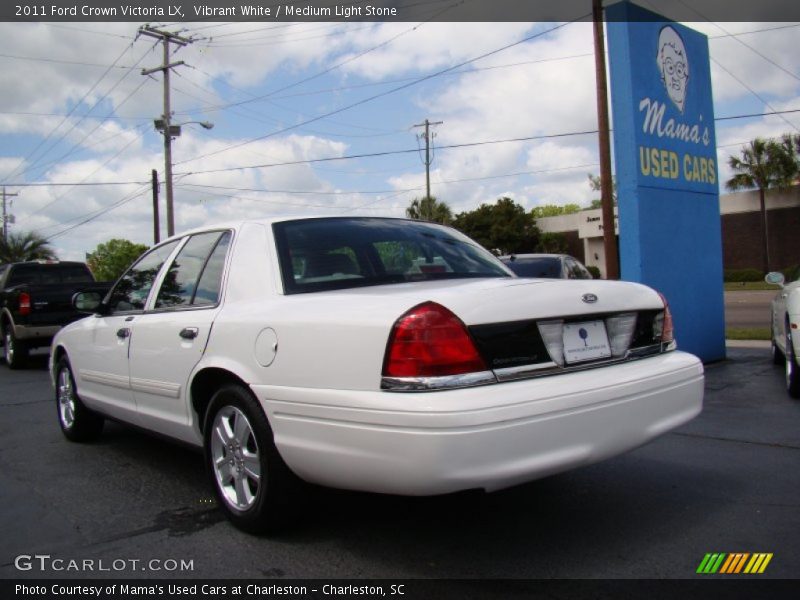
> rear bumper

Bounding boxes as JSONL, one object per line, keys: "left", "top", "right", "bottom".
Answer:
{"left": 251, "top": 351, "right": 703, "bottom": 495}
{"left": 9, "top": 323, "right": 60, "bottom": 345}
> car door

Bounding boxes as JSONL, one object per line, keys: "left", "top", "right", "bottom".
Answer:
{"left": 128, "top": 230, "right": 232, "bottom": 442}
{"left": 73, "top": 241, "right": 179, "bottom": 422}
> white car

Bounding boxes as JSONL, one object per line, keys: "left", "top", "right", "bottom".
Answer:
{"left": 51, "top": 217, "right": 704, "bottom": 532}
{"left": 766, "top": 271, "right": 800, "bottom": 397}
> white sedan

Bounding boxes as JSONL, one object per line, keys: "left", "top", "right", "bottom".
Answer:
{"left": 766, "top": 271, "right": 800, "bottom": 397}
{"left": 51, "top": 217, "right": 704, "bottom": 533}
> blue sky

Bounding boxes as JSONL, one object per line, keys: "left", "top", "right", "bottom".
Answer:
{"left": 0, "top": 19, "right": 799, "bottom": 260}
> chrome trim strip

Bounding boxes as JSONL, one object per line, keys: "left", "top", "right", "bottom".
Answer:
{"left": 130, "top": 377, "right": 181, "bottom": 399}
{"left": 382, "top": 347, "right": 675, "bottom": 392}
{"left": 80, "top": 369, "right": 130, "bottom": 390}
{"left": 382, "top": 370, "right": 497, "bottom": 392}
{"left": 626, "top": 344, "right": 663, "bottom": 358}
{"left": 494, "top": 361, "right": 559, "bottom": 382}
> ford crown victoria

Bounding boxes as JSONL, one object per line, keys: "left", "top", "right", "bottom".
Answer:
{"left": 51, "top": 217, "right": 704, "bottom": 532}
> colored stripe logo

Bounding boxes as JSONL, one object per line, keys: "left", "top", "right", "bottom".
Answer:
{"left": 696, "top": 553, "right": 773, "bottom": 574}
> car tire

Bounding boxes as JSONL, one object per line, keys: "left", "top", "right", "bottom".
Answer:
{"left": 55, "top": 356, "right": 104, "bottom": 442}
{"left": 786, "top": 325, "right": 800, "bottom": 399}
{"left": 204, "top": 384, "right": 301, "bottom": 533}
{"left": 3, "top": 327, "right": 29, "bottom": 370}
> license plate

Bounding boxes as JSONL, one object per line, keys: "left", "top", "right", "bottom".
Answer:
{"left": 562, "top": 321, "right": 611, "bottom": 364}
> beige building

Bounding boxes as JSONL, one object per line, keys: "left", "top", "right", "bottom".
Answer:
{"left": 536, "top": 187, "right": 800, "bottom": 278}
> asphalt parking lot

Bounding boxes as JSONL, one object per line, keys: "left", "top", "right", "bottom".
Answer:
{"left": 0, "top": 344, "right": 798, "bottom": 587}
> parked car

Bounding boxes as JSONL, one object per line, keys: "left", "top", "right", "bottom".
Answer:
{"left": 0, "top": 260, "right": 111, "bottom": 369}
{"left": 500, "top": 253, "right": 594, "bottom": 279}
{"left": 766, "top": 271, "right": 800, "bottom": 397}
{"left": 51, "top": 217, "right": 703, "bottom": 533}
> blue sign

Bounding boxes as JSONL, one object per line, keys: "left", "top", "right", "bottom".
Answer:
{"left": 607, "top": 1, "right": 726, "bottom": 362}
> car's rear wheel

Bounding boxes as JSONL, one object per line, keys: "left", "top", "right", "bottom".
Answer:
{"left": 3, "top": 328, "right": 29, "bottom": 369}
{"left": 786, "top": 325, "right": 800, "bottom": 399}
{"left": 204, "top": 384, "right": 300, "bottom": 533}
{"left": 55, "top": 356, "right": 104, "bottom": 441}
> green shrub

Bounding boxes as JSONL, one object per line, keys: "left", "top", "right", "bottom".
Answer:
{"left": 724, "top": 268, "right": 765, "bottom": 282}
{"left": 782, "top": 265, "right": 800, "bottom": 282}
{"left": 586, "top": 265, "right": 601, "bottom": 279}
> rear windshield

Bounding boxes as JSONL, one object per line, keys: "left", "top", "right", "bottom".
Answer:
{"left": 503, "top": 257, "right": 562, "bottom": 278}
{"left": 273, "top": 218, "right": 511, "bottom": 294}
{"left": 6, "top": 263, "right": 94, "bottom": 286}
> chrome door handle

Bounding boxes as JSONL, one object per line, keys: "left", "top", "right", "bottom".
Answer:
{"left": 116, "top": 327, "right": 131, "bottom": 339}
{"left": 179, "top": 327, "right": 199, "bottom": 340}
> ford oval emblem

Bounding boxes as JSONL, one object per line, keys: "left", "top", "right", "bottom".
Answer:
{"left": 582, "top": 293, "right": 598, "bottom": 304}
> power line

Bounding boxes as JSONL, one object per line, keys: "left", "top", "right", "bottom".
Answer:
{"left": 43, "top": 185, "right": 152, "bottom": 241}
{"left": 0, "top": 52, "right": 135, "bottom": 68}
{"left": 176, "top": 129, "right": 600, "bottom": 176}
{"left": 175, "top": 18, "right": 589, "bottom": 168}
{"left": 0, "top": 41, "right": 142, "bottom": 185}
{"left": 2, "top": 43, "right": 156, "bottom": 185}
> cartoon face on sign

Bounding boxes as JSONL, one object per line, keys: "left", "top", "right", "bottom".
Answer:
{"left": 657, "top": 26, "right": 689, "bottom": 113}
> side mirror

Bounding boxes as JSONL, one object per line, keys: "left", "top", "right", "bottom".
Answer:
{"left": 73, "top": 291, "right": 105, "bottom": 314}
{"left": 765, "top": 272, "right": 785, "bottom": 287}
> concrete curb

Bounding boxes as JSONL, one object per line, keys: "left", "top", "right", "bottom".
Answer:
{"left": 725, "top": 339, "right": 771, "bottom": 348}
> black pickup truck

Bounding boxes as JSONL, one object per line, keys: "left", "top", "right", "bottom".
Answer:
{"left": 0, "top": 261, "right": 111, "bottom": 369}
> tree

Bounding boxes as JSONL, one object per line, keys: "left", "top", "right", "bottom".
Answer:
{"left": 587, "top": 173, "right": 617, "bottom": 208}
{"left": 453, "top": 197, "right": 538, "bottom": 255}
{"left": 405, "top": 195, "right": 453, "bottom": 225}
{"left": 535, "top": 232, "right": 569, "bottom": 254}
{"left": 0, "top": 231, "right": 56, "bottom": 263}
{"left": 530, "top": 204, "right": 581, "bottom": 219}
{"left": 726, "top": 138, "right": 796, "bottom": 273}
{"left": 86, "top": 239, "right": 149, "bottom": 282}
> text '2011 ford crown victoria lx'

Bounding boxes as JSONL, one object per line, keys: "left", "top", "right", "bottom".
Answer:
{"left": 51, "top": 217, "right": 703, "bottom": 533}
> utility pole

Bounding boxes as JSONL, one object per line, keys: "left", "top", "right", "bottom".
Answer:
{"left": 140, "top": 26, "right": 193, "bottom": 238}
{"left": 2, "top": 187, "right": 19, "bottom": 242}
{"left": 592, "top": 0, "right": 620, "bottom": 280}
{"left": 151, "top": 169, "right": 160, "bottom": 245}
{"left": 413, "top": 119, "right": 443, "bottom": 199}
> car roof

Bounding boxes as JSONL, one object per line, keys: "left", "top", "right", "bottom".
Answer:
{"left": 158, "top": 215, "right": 446, "bottom": 245}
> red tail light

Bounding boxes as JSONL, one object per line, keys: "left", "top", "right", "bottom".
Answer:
{"left": 657, "top": 292, "right": 674, "bottom": 344}
{"left": 383, "top": 302, "right": 487, "bottom": 378}
{"left": 18, "top": 292, "right": 31, "bottom": 316}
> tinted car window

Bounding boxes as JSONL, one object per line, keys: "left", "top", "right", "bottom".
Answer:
{"left": 503, "top": 257, "right": 563, "bottom": 278}
{"left": 274, "top": 218, "right": 509, "bottom": 295}
{"left": 107, "top": 241, "right": 179, "bottom": 313}
{"left": 6, "top": 263, "right": 94, "bottom": 286}
{"left": 565, "top": 258, "right": 593, "bottom": 280}
{"left": 156, "top": 232, "right": 228, "bottom": 309}
{"left": 193, "top": 232, "right": 231, "bottom": 306}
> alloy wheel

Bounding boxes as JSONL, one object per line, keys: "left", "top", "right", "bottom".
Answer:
{"left": 210, "top": 406, "right": 262, "bottom": 511}
{"left": 57, "top": 367, "right": 76, "bottom": 429}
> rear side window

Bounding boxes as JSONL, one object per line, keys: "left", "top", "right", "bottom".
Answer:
{"left": 504, "top": 258, "right": 563, "bottom": 278}
{"left": 6, "top": 264, "right": 94, "bottom": 286}
{"left": 155, "top": 231, "right": 231, "bottom": 309}
{"left": 274, "top": 217, "right": 510, "bottom": 295}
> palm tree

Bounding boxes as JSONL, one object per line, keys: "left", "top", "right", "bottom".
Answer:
{"left": 405, "top": 196, "right": 453, "bottom": 225}
{"left": 726, "top": 138, "right": 796, "bottom": 273}
{"left": 0, "top": 231, "right": 57, "bottom": 263}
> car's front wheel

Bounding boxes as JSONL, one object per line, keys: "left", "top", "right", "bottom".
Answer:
{"left": 55, "top": 356, "right": 104, "bottom": 441}
{"left": 204, "top": 384, "right": 300, "bottom": 533}
{"left": 786, "top": 325, "right": 800, "bottom": 399}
